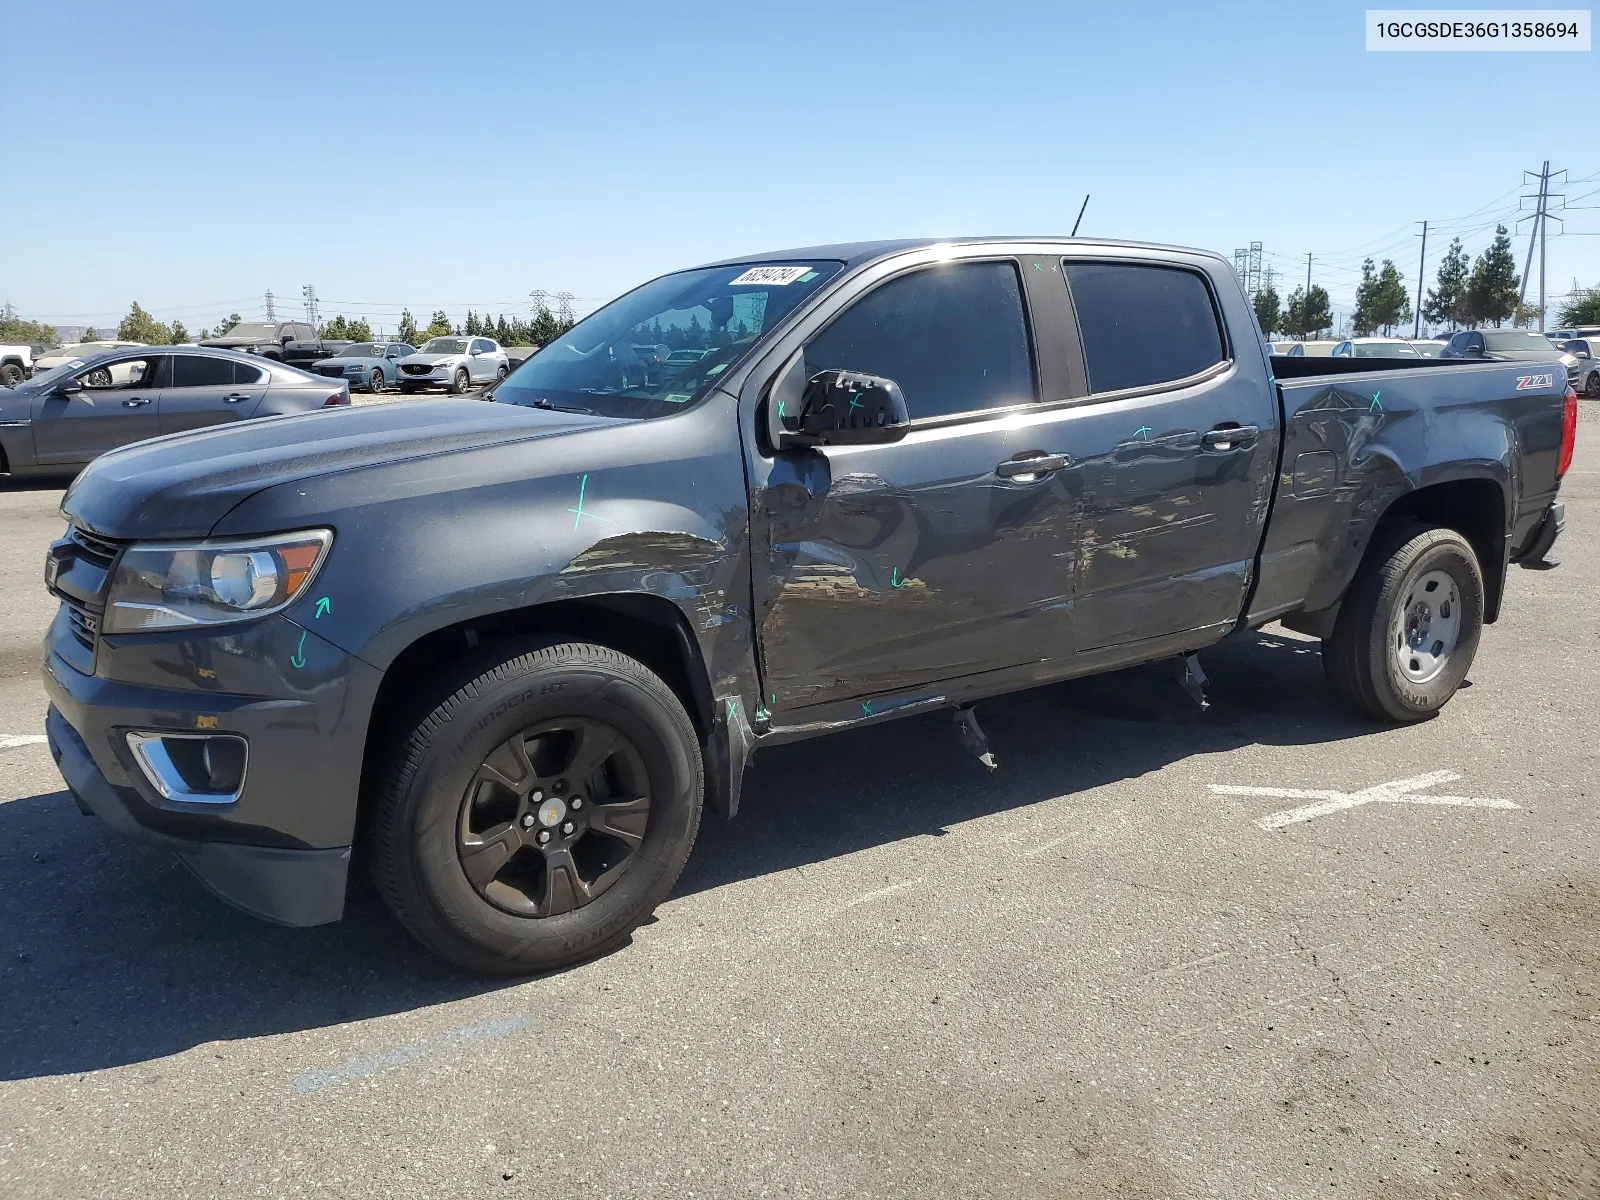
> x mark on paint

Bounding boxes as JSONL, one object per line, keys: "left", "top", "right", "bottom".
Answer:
{"left": 1210, "top": 770, "right": 1517, "bottom": 830}
{"left": 568, "top": 473, "right": 624, "bottom": 532}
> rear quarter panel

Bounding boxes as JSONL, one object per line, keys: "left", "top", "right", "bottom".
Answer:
{"left": 1248, "top": 360, "right": 1566, "bottom": 623}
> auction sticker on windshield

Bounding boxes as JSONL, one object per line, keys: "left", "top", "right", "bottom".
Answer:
{"left": 729, "top": 265, "right": 813, "bottom": 287}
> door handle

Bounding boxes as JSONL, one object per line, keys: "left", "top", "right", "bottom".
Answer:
{"left": 122, "top": 397, "right": 151, "bottom": 407}
{"left": 224, "top": 392, "right": 251, "bottom": 403}
{"left": 996, "top": 452, "right": 1071, "bottom": 479}
{"left": 1202, "top": 424, "right": 1259, "bottom": 450}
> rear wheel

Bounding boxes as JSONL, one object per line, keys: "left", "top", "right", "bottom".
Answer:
{"left": 1322, "top": 524, "right": 1484, "bottom": 722}
{"left": 450, "top": 367, "right": 470, "bottom": 395}
{"left": 1585, "top": 370, "right": 1600, "bottom": 399}
{"left": 368, "top": 368, "right": 384, "bottom": 394}
{"left": 0, "top": 363, "right": 23, "bottom": 388}
{"left": 368, "top": 640, "right": 703, "bottom": 975}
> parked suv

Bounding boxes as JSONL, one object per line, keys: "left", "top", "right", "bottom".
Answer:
{"left": 396, "top": 336, "right": 509, "bottom": 394}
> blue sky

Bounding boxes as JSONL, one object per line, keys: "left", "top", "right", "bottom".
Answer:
{"left": 3, "top": 0, "right": 1594, "bottom": 335}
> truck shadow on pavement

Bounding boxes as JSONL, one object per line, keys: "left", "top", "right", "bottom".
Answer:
{"left": 0, "top": 630, "right": 1376, "bottom": 1081}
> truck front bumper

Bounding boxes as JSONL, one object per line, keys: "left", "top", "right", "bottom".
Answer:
{"left": 41, "top": 610, "right": 382, "bottom": 926}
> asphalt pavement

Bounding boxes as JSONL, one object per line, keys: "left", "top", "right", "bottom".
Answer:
{"left": 0, "top": 409, "right": 1596, "bottom": 1199}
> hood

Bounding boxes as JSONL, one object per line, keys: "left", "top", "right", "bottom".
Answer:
{"left": 199, "top": 335, "right": 274, "bottom": 348}
{"left": 399, "top": 352, "right": 463, "bottom": 366}
{"left": 62, "top": 397, "right": 614, "bottom": 540}
{"left": 313, "top": 356, "right": 377, "bottom": 368}
{"left": 1485, "top": 349, "right": 1565, "bottom": 362}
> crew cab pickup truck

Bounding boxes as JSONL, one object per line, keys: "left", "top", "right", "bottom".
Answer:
{"left": 42, "top": 238, "right": 1576, "bottom": 976}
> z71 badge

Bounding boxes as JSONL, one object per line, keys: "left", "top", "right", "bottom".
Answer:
{"left": 1516, "top": 373, "right": 1554, "bottom": 390}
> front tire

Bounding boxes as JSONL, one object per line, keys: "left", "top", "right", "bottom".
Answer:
{"left": 450, "top": 367, "right": 470, "bottom": 395}
{"left": 1322, "top": 524, "right": 1484, "bottom": 722}
{"left": 368, "top": 368, "right": 384, "bottom": 394}
{"left": 1585, "top": 370, "right": 1600, "bottom": 399}
{"left": 0, "top": 363, "right": 23, "bottom": 388}
{"left": 369, "top": 640, "right": 704, "bottom": 976}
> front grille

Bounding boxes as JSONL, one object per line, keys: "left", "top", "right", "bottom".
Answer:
{"left": 63, "top": 598, "right": 99, "bottom": 651}
{"left": 402, "top": 363, "right": 436, "bottom": 376}
{"left": 69, "top": 526, "right": 126, "bottom": 569}
{"left": 315, "top": 365, "right": 346, "bottom": 379}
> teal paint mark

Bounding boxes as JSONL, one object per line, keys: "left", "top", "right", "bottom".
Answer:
{"left": 314, "top": 597, "right": 331, "bottom": 619}
{"left": 848, "top": 392, "right": 863, "bottom": 412}
{"left": 726, "top": 698, "right": 738, "bottom": 720}
{"left": 861, "top": 701, "right": 873, "bottom": 716}
{"left": 755, "top": 706, "right": 770, "bottom": 723}
{"left": 289, "top": 630, "right": 308, "bottom": 670}
{"left": 1370, "top": 391, "right": 1383, "bottom": 412}
{"left": 777, "top": 400, "right": 785, "bottom": 418}
{"left": 570, "top": 473, "right": 588, "bottom": 532}
{"left": 1135, "top": 425, "right": 1153, "bottom": 441}
{"left": 891, "top": 566, "right": 908, "bottom": 588}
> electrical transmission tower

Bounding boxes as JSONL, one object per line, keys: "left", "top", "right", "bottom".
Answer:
{"left": 1232, "top": 242, "right": 1263, "bottom": 296}
{"left": 265, "top": 290, "right": 276, "bottom": 320}
{"left": 1518, "top": 162, "right": 1565, "bottom": 330}
{"left": 555, "top": 292, "right": 575, "bottom": 324}
{"left": 302, "top": 285, "right": 320, "bottom": 330}
{"left": 529, "top": 288, "right": 549, "bottom": 313}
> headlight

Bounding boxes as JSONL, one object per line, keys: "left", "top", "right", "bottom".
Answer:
{"left": 102, "top": 530, "right": 332, "bottom": 634}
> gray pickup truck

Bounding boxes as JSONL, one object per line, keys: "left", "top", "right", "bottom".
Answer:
{"left": 42, "top": 237, "right": 1575, "bottom": 975}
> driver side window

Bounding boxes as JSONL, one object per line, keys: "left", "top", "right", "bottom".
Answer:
{"left": 77, "top": 356, "right": 163, "bottom": 390}
{"left": 802, "top": 261, "right": 1035, "bottom": 421}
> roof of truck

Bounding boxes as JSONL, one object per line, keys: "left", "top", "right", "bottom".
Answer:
{"left": 697, "top": 236, "right": 1228, "bottom": 270}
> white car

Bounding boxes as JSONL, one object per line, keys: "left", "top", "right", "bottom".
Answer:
{"left": 1331, "top": 337, "right": 1423, "bottom": 359}
{"left": 1281, "top": 340, "right": 1340, "bottom": 357}
{"left": 395, "top": 336, "right": 510, "bottom": 395}
{"left": 0, "top": 344, "right": 34, "bottom": 387}
{"left": 32, "top": 341, "right": 145, "bottom": 375}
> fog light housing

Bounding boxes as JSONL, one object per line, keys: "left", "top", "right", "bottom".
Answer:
{"left": 126, "top": 732, "right": 248, "bottom": 804}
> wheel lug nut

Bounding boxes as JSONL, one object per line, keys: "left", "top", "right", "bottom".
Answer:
{"left": 569, "top": 797, "right": 583, "bottom": 811}
{"left": 536, "top": 830, "right": 551, "bottom": 844}
{"left": 521, "top": 814, "right": 536, "bottom": 829}
{"left": 529, "top": 789, "right": 543, "bottom": 805}
{"left": 561, "top": 821, "right": 575, "bottom": 835}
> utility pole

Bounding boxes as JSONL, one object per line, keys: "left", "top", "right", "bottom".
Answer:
{"left": 264, "top": 290, "right": 276, "bottom": 321}
{"left": 1414, "top": 220, "right": 1428, "bottom": 339}
{"left": 1519, "top": 162, "right": 1548, "bottom": 304}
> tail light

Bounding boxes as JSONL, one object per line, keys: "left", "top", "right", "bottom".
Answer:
{"left": 323, "top": 387, "right": 350, "bottom": 408}
{"left": 1557, "top": 385, "right": 1577, "bottom": 479}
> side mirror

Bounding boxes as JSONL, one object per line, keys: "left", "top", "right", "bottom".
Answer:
{"left": 57, "top": 378, "right": 83, "bottom": 396}
{"left": 770, "top": 362, "right": 910, "bottom": 448}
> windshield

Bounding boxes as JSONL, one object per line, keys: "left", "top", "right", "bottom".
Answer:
{"left": 338, "top": 343, "right": 383, "bottom": 357}
{"left": 422, "top": 338, "right": 469, "bottom": 354}
{"left": 1483, "top": 331, "right": 1557, "bottom": 351}
{"left": 1354, "top": 341, "right": 1420, "bottom": 358}
{"left": 215, "top": 323, "right": 277, "bottom": 340}
{"left": 494, "top": 260, "right": 842, "bottom": 418}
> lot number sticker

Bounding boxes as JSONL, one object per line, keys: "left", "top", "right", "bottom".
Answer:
{"left": 729, "top": 265, "right": 812, "bottom": 287}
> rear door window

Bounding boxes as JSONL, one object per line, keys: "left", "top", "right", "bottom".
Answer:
{"left": 803, "top": 260, "right": 1035, "bottom": 421}
{"left": 233, "top": 361, "right": 266, "bottom": 385}
{"left": 171, "top": 356, "right": 237, "bottom": 387}
{"left": 1064, "top": 262, "right": 1226, "bottom": 393}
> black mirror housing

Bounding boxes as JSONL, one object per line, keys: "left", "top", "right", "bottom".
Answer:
{"left": 57, "top": 378, "right": 83, "bottom": 395}
{"left": 776, "top": 369, "right": 910, "bottom": 448}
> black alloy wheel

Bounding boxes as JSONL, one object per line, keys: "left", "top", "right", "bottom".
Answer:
{"left": 457, "top": 717, "right": 651, "bottom": 917}
{"left": 1586, "top": 370, "right": 1600, "bottom": 399}
{"left": 0, "top": 363, "right": 22, "bottom": 388}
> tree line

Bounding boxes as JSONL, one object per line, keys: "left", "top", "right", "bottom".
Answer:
{"left": 1252, "top": 225, "right": 1542, "bottom": 339}
{"left": 89, "top": 303, "right": 581, "bottom": 349}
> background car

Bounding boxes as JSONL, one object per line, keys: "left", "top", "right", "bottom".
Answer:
{"left": 1281, "top": 340, "right": 1339, "bottom": 357}
{"left": 0, "top": 345, "right": 349, "bottom": 476}
{"left": 1440, "top": 328, "right": 1580, "bottom": 389}
{"left": 198, "top": 320, "right": 317, "bottom": 360}
{"left": 395, "top": 336, "right": 509, "bottom": 394}
{"left": 309, "top": 341, "right": 417, "bottom": 393}
{"left": 1331, "top": 337, "right": 1423, "bottom": 359}
{"left": 1410, "top": 337, "right": 1449, "bottom": 357}
{"left": 32, "top": 341, "right": 146, "bottom": 377}
{"left": 1562, "top": 338, "right": 1600, "bottom": 397}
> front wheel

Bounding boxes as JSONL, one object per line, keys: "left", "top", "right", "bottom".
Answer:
{"left": 368, "top": 368, "right": 384, "bottom": 394}
{"left": 1322, "top": 524, "right": 1484, "bottom": 722}
{"left": 495, "top": 364, "right": 508, "bottom": 384}
{"left": 0, "top": 363, "right": 23, "bottom": 388}
{"left": 368, "top": 640, "right": 704, "bottom": 975}
{"left": 1585, "top": 370, "right": 1600, "bottom": 399}
{"left": 450, "top": 367, "right": 470, "bottom": 395}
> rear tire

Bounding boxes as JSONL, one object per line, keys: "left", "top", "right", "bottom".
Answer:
{"left": 0, "top": 363, "right": 23, "bottom": 388}
{"left": 450, "top": 367, "right": 470, "bottom": 395}
{"left": 1585, "top": 370, "right": 1600, "bottom": 399}
{"left": 1322, "top": 524, "right": 1484, "bottom": 722}
{"left": 368, "top": 640, "right": 703, "bottom": 976}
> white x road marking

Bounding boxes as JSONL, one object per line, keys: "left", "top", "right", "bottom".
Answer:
{"left": 0, "top": 735, "right": 48, "bottom": 753}
{"left": 1210, "top": 770, "right": 1519, "bottom": 831}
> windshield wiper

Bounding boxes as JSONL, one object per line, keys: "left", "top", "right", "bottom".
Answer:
{"left": 528, "top": 397, "right": 596, "bottom": 415}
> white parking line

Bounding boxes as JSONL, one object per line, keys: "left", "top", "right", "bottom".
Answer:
{"left": 1210, "top": 770, "right": 1520, "bottom": 830}
{"left": 0, "top": 735, "right": 48, "bottom": 753}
